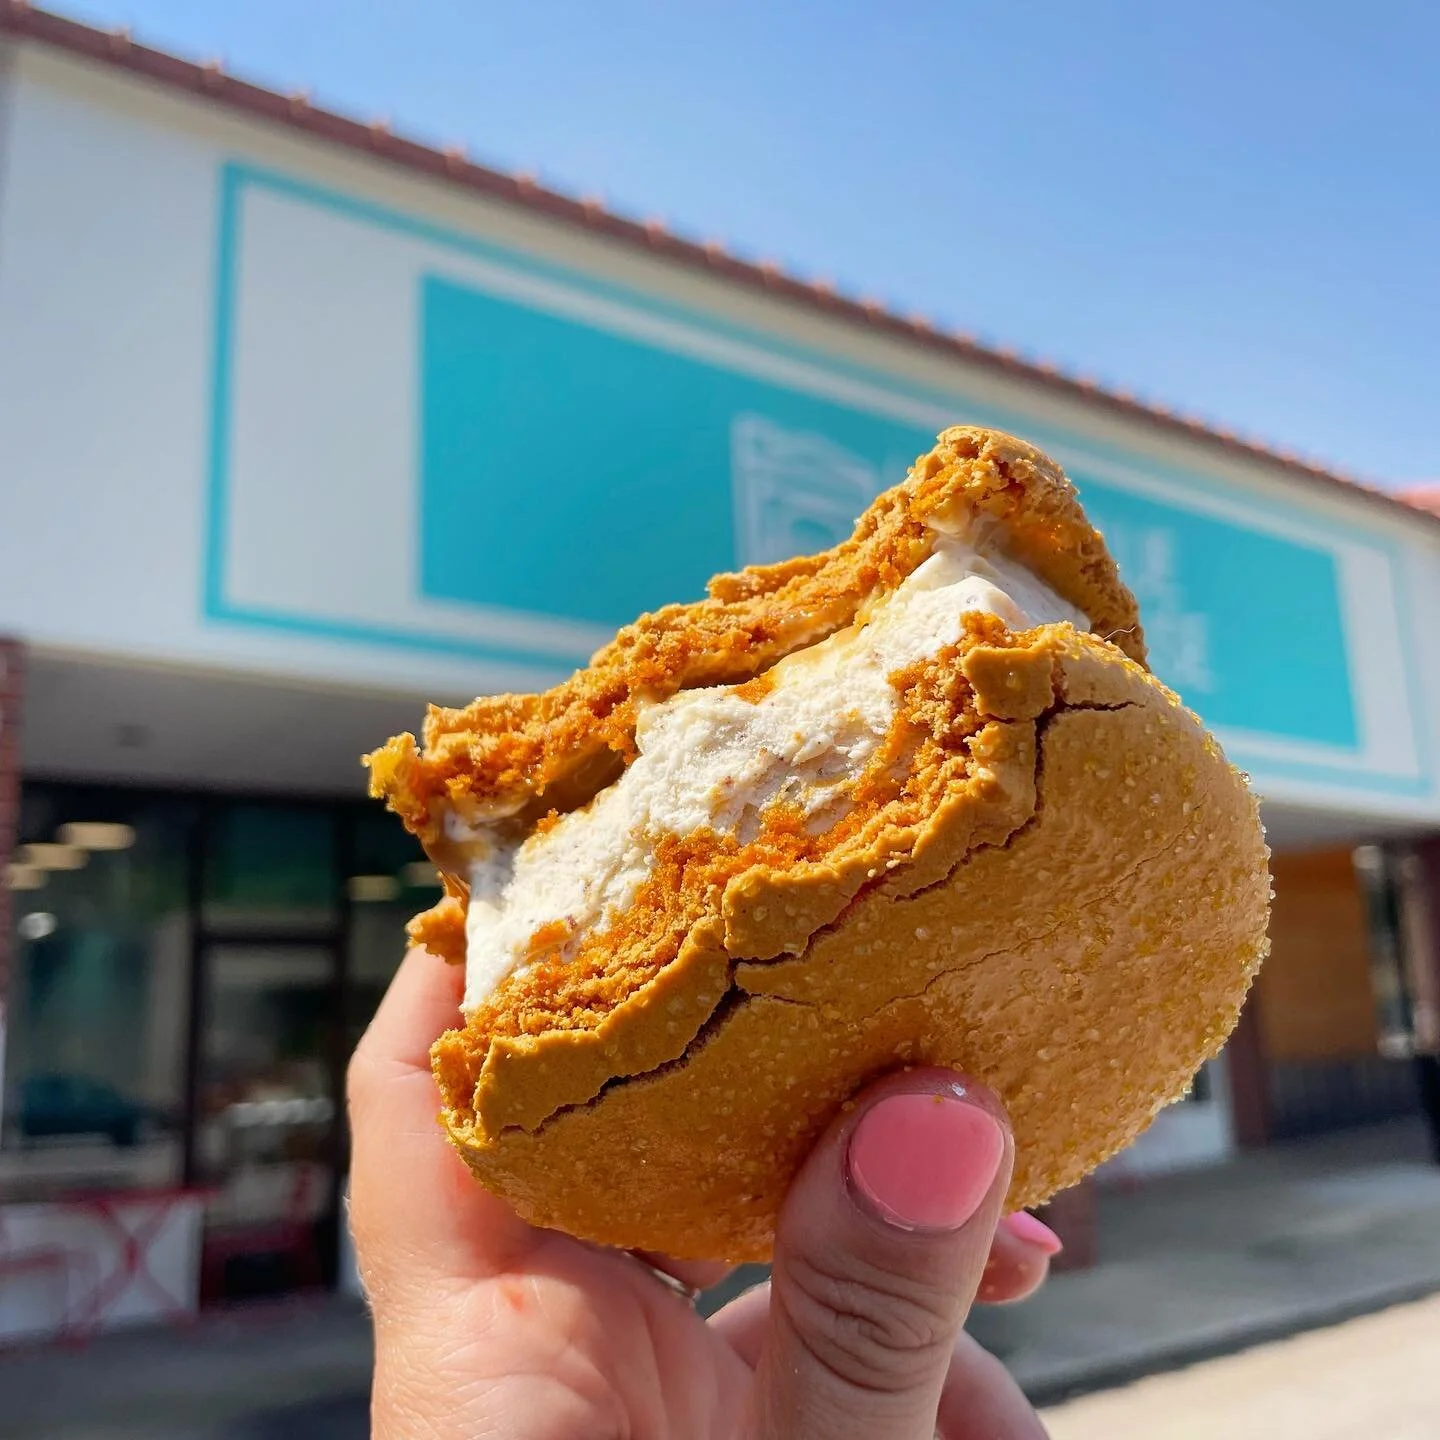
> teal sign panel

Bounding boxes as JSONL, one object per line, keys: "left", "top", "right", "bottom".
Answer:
{"left": 419, "top": 275, "right": 935, "bottom": 627}
{"left": 419, "top": 267, "right": 1361, "bottom": 750}
{"left": 1076, "top": 477, "right": 1358, "bottom": 748}
{"left": 203, "top": 164, "right": 1430, "bottom": 799}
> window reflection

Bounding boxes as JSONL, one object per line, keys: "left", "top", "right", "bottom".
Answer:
{"left": 1, "top": 790, "right": 192, "bottom": 1199}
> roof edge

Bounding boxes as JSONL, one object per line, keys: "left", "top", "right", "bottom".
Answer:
{"left": 3, "top": 1, "right": 1437, "bottom": 532}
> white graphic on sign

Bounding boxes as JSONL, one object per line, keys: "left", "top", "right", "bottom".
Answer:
{"left": 1102, "top": 522, "right": 1215, "bottom": 694}
{"left": 730, "top": 414, "right": 880, "bottom": 566}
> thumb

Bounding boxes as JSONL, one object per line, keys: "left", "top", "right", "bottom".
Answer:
{"left": 744, "top": 1070, "right": 1013, "bottom": 1440}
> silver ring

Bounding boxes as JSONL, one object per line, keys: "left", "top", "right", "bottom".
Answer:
{"left": 633, "top": 1255, "right": 703, "bottom": 1305}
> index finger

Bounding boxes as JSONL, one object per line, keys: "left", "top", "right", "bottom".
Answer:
{"left": 347, "top": 948, "right": 536, "bottom": 1292}
{"left": 354, "top": 942, "right": 466, "bottom": 1074}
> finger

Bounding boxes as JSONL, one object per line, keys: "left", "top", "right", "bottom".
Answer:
{"left": 742, "top": 1069, "right": 1015, "bottom": 1440}
{"left": 353, "top": 943, "right": 465, "bottom": 1075}
{"left": 718, "top": 1209, "right": 1059, "bottom": 1347}
{"left": 710, "top": 1279, "right": 771, "bottom": 1366}
{"left": 976, "top": 1213, "right": 1061, "bottom": 1306}
{"left": 935, "top": 1331, "right": 1049, "bottom": 1440}
{"left": 715, "top": 1285, "right": 1045, "bottom": 1438}
{"left": 718, "top": 1208, "right": 1057, "bottom": 1358}
{"left": 348, "top": 949, "right": 535, "bottom": 1296}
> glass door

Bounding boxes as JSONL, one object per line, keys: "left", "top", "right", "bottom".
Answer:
{"left": 194, "top": 941, "right": 340, "bottom": 1302}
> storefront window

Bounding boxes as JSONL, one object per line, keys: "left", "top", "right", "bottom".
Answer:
{"left": 203, "top": 802, "right": 338, "bottom": 934}
{"left": 1, "top": 786, "right": 193, "bottom": 1199}
{"left": 2, "top": 781, "right": 434, "bottom": 1300}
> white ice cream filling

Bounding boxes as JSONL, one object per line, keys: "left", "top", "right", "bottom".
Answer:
{"left": 457, "top": 541, "right": 1087, "bottom": 1013}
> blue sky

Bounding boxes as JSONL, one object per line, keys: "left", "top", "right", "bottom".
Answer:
{"left": 58, "top": 0, "right": 1439, "bottom": 486}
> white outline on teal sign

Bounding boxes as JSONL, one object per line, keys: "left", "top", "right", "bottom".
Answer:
{"left": 203, "top": 160, "right": 1432, "bottom": 800}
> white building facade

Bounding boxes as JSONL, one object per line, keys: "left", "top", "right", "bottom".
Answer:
{"left": 2, "top": 8, "right": 1438, "bottom": 1337}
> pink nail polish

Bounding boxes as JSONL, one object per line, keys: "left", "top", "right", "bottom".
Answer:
{"left": 846, "top": 1090, "right": 1006, "bottom": 1232}
{"left": 1001, "top": 1210, "right": 1064, "bottom": 1255}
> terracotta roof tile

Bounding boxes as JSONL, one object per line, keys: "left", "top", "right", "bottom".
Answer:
{"left": 1399, "top": 486, "right": 1440, "bottom": 518}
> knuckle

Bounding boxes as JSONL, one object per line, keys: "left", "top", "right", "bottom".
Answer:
{"left": 779, "top": 1249, "right": 960, "bottom": 1394}
{"left": 344, "top": 1057, "right": 363, "bottom": 1115}
{"left": 345, "top": 1047, "right": 380, "bottom": 1115}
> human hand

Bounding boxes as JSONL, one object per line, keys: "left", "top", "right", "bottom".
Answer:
{"left": 348, "top": 947, "right": 1058, "bottom": 1438}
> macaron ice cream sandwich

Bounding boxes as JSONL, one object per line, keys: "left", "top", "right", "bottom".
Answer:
{"left": 366, "top": 426, "right": 1270, "bottom": 1262}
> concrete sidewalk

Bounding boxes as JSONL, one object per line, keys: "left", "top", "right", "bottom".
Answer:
{"left": 969, "top": 1117, "right": 1440, "bottom": 1404}
{"left": 1043, "top": 1294, "right": 1440, "bottom": 1439}
{"left": 0, "top": 1296, "right": 373, "bottom": 1440}
{"left": 1, "top": 1119, "right": 1436, "bottom": 1437}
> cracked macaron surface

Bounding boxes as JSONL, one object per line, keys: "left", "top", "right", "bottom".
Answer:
{"left": 366, "top": 426, "right": 1270, "bottom": 1262}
